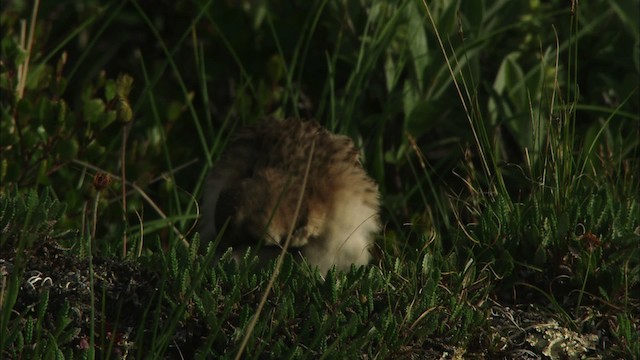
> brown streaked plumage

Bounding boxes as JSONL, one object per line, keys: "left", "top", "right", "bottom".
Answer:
{"left": 199, "top": 118, "right": 380, "bottom": 274}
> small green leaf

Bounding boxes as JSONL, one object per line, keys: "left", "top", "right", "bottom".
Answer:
{"left": 83, "top": 98, "right": 106, "bottom": 123}
{"left": 166, "top": 101, "right": 183, "bottom": 122}
{"left": 86, "top": 140, "right": 106, "bottom": 160}
{"left": 56, "top": 100, "right": 68, "bottom": 126}
{"left": 25, "top": 318, "right": 35, "bottom": 343}
{"left": 117, "top": 98, "right": 133, "bottom": 123}
{"left": 23, "top": 130, "right": 39, "bottom": 148}
{"left": 116, "top": 73, "right": 134, "bottom": 98}
{"left": 55, "top": 138, "right": 79, "bottom": 160}
{"left": 37, "top": 290, "right": 50, "bottom": 320}
{"left": 105, "top": 79, "right": 117, "bottom": 101}
{"left": 36, "top": 160, "right": 51, "bottom": 185}
{"left": 404, "top": 99, "right": 448, "bottom": 138}
{"left": 407, "top": 1, "right": 428, "bottom": 91}
{"left": 97, "top": 110, "right": 117, "bottom": 129}
{"left": 1, "top": 36, "right": 26, "bottom": 66}
{"left": 266, "top": 54, "right": 284, "bottom": 82}
{"left": 534, "top": 245, "right": 547, "bottom": 266}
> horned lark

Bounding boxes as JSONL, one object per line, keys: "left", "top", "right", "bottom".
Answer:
{"left": 199, "top": 118, "right": 380, "bottom": 274}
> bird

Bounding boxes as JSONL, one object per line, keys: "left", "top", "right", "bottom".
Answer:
{"left": 199, "top": 117, "right": 380, "bottom": 274}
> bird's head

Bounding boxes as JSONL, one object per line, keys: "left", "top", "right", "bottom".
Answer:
{"left": 216, "top": 168, "right": 308, "bottom": 247}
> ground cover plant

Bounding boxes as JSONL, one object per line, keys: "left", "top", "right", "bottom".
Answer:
{"left": 1, "top": 0, "right": 638, "bottom": 358}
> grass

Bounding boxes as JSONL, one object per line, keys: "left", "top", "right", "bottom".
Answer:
{"left": 1, "top": 0, "right": 639, "bottom": 358}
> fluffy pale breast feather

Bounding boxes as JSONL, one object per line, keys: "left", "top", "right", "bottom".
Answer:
{"left": 199, "top": 118, "right": 380, "bottom": 274}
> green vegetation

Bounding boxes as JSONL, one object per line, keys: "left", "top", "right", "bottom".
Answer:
{"left": 1, "top": 0, "right": 638, "bottom": 358}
